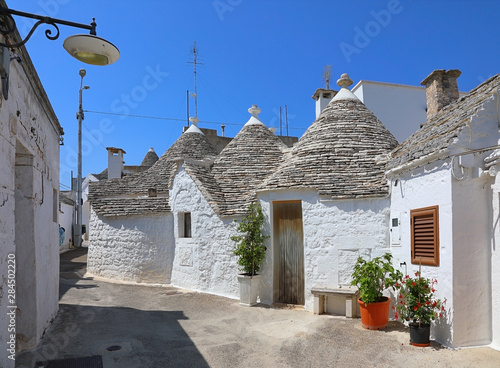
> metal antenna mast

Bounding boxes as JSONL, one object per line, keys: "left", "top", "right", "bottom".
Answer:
{"left": 188, "top": 41, "right": 203, "bottom": 118}
{"left": 323, "top": 65, "right": 332, "bottom": 90}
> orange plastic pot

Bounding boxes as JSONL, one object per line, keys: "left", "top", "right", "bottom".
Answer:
{"left": 358, "top": 297, "right": 391, "bottom": 330}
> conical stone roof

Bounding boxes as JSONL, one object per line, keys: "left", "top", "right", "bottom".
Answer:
{"left": 141, "top": 147, "right": 159, "bottom": 166}
{"left": 211, "top": 105, "right": 288, "bottom": 216}
{"left": 155, "top": 121, "right": 217, "bottom": 164}
{"left": 261, "top": 73, "right": 398, "bottom": 199}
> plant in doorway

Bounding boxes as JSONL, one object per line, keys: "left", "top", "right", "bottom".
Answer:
{"left": 350, "top": 252, "right": 402, "bottom": 330}
{"left": 231, "top": 201, "right": 269, "bottom": 306}
{"left": 393, "top": 268, "right": 446, "bottom": 346}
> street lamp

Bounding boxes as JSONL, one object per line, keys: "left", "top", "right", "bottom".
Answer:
{"left": 0, "top": 6, "right": 119, "bottom": 99}
{"left": 0, "top": 6, "right": 119, "bottom": 65}
{"left": 76, "top": 69, "right": 89, "bottom": 248}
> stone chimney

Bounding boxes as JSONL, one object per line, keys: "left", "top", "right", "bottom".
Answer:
{"left": 312, "top": 88, "right": 337, "bottom": 119}
{"left": 421, "top": 69, "right": 461, "bottom": 120}
{"left": 106, "top": 147, "right": 126, "bottom": 179}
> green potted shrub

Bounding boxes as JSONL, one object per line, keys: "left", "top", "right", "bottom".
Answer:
{"left": 351, "top": 252, "right": 402, "bottom": 330}
{"left": 393, "top": 269, "right": 446, "bottom": 346}
{"left": 231, "top": 201, "right": 268, "bottom": 306}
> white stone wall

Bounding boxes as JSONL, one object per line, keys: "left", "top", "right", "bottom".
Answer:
{"left": 491, "top": 174, "right": 500, "bottom": 350}
{"left": 82, "top": 175, "right": 99, "bottom": 241}
{"left": 59, "top": 202, "right": 74, "bottom": 252}
{"left": 260, "top": 190, "right": 392, "bottom": 312}
{"left": 170, "top": 168, "right": 242, "bottom": 300}
{"left": 88, "top": 209, "right": 174, "bottom": 284}
{"left": 451, "top": 171, "right": 493, "bottom": 347}
{"left": 0, "top": 45, "right": 60, "bottom": 366}
{"left": 389, "top": 162, "right": 454, "bottom": 345}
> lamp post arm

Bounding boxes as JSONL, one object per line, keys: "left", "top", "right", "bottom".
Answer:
{"left": 0, "top": 6, "right": 96, "bottom": 48}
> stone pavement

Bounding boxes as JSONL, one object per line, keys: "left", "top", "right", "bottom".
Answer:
{"left": 15, "top": 247, "right": 500, "bottom": 368}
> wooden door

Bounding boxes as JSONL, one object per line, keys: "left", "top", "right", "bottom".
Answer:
{"left": 273, "top": 201, "right": 304, "bottom": 305}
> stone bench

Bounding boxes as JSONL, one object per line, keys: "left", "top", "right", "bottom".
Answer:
{"left": 311, "top": 287, "right": 359, "bottom": 318}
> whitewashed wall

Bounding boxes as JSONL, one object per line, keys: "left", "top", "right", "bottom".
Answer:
{"left": 491, "top": 173, "right": 500, "bottom": 350}
{"left": 59, "top": 202, "right": 74, "bottom": 252}
{"left": 170, "top": 167, "right": 243, "bottom": 300}
{"left": 390, "top": 159, "right": 494, "bottom": 348}
{"left": 389, "top": 162, "right": 454, "bottom": 345}
{"left": 88, "top": 210, "right": 174, "bottom": 284}
{"left": 451, "top": 171, "right": 493, "bottom": 347}
{"left": 82, "top": 174, "right": 99, "bottom": 241}
{"left": 259, "top": 189, "right": 392, "bottom": 312}
{"left": 0, "top": 45, "right": 60, "bottom": 366}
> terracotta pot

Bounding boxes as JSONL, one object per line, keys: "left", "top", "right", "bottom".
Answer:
{"left": 357, "top": 297, "right": 391, "bottom": 330}
{"left": 409, "top": 323, "right": 431, "bottom": 347}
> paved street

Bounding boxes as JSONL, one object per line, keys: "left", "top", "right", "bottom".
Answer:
{"left": 15, "top": 247, "right": 500, "bottom": 368}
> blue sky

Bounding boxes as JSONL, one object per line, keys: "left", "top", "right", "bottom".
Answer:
{"left": 10, "top": 0, "right": 500, "bottom": 190}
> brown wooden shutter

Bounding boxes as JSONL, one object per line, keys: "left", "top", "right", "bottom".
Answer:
{"left": 410, "top": 206, "right": 439, "bottom": 266}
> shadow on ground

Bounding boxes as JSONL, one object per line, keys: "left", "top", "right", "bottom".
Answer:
{"left": 16, "top": 304, "right": 210, "bottom": 368}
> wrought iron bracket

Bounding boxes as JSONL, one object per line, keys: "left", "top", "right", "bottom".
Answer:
{"left": 0, "top": 6, "right": 95, "bottom": 48}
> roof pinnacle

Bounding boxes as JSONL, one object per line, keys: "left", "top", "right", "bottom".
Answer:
{"left": 337, "top": 73, "right": 353, "bottom": 88}
{"left": 248, "top": 104, "right": 261, "bottom": 118}
{"left": 189, "top": 116, "right": 199, "bottom": 126}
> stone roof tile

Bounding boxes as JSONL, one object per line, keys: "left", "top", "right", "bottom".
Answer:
{"left": 91, "top": 197, "right": 171, "bottom": 217}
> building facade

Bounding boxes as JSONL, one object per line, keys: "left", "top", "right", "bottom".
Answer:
{"left": 0, "top": 16, "right": 63, "bottom": 367}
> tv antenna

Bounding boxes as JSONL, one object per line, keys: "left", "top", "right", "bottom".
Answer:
{"left": 188, "top": 41, "right": 204, "bottom": 118}
{"left": 323, "top": 65, "right": 332, "bottom": 90}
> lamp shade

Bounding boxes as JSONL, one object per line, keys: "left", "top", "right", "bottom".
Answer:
{"left": 63, "top": 34, "right": 119, "bottom": 66}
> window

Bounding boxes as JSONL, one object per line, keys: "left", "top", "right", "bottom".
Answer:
{"left": 179, "top": 212, "right": 192, "bottom": 238}
{"left": 410, "top": 205, "right": 439, "bottom": 266}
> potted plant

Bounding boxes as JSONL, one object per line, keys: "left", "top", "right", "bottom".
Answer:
{"left": 393, "top": 269, "right": 446, "bottom": 346}
{"left": 350, "top": 252, "right": 402, "bottom": 330}
{"left": 231, "top": 201, "right": 268, "bottom": 306}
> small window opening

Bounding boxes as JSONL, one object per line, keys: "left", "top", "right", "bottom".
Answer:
{"left": 179, "top": 212, "right": 192, "bottom": 238}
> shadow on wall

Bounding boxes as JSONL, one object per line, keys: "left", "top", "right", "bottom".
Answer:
{"left": 15, "top": 304, "right": 210, "bottom": 368}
